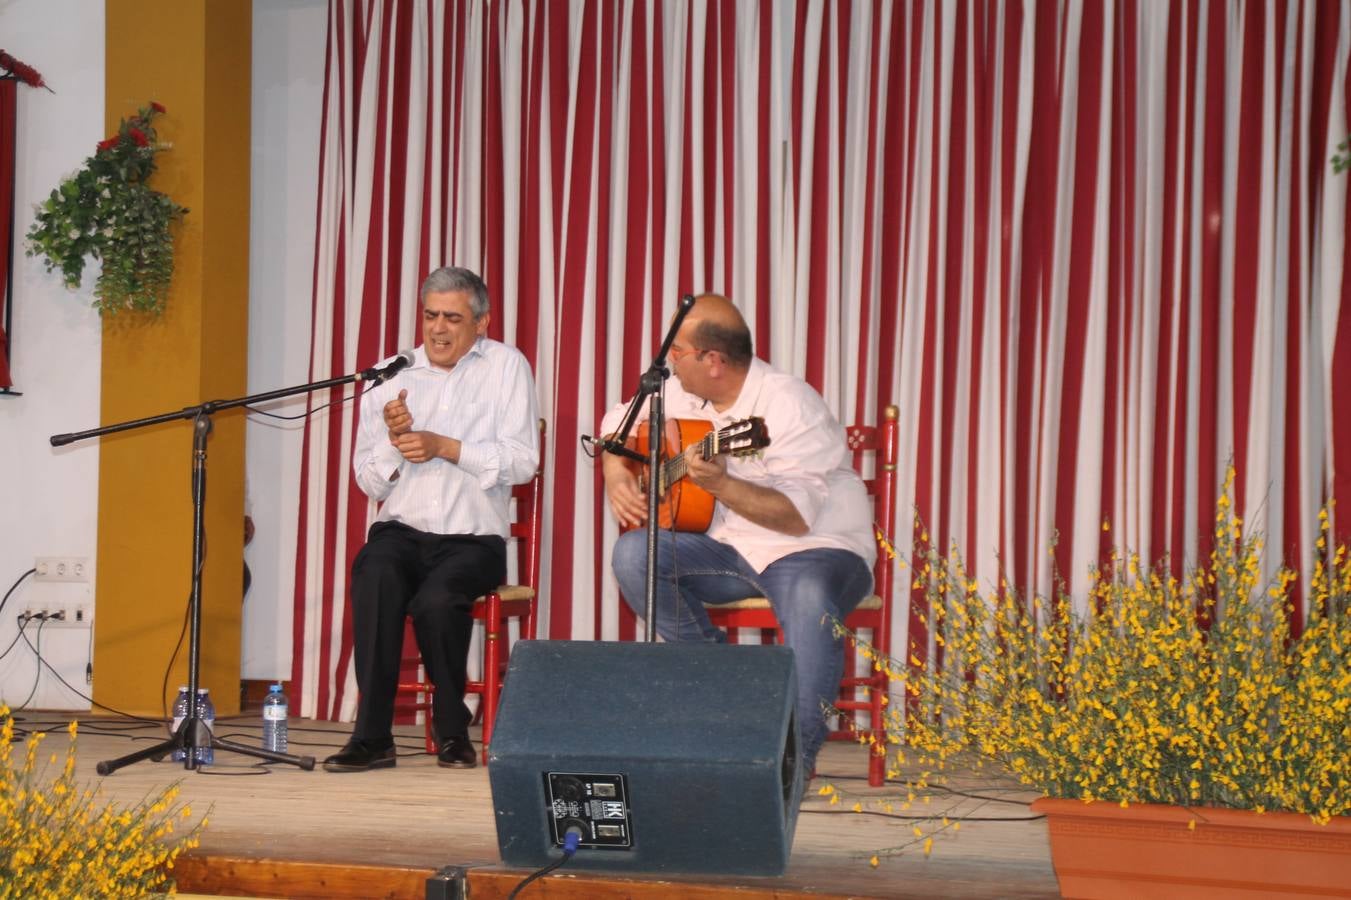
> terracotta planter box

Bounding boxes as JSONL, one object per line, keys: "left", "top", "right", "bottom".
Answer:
{"left": 1031, "top": 797, "right": 1351, "bottom": 899}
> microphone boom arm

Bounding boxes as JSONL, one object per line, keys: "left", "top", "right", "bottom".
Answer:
{"left": 51, "top": 371, "right": 362, "bottom": 447}
{"left": 47, "top": 351, "right": 410, "bottom": 775}
{"left": 582, "top": 293, "right": 698, "bottom": 643}
{"left": 581, "top": 293, "right": 695, "bottom": 467}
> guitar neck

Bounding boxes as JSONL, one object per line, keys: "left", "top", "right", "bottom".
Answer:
{"left": 658, "top": 431, "right": 715, "bottom": 493}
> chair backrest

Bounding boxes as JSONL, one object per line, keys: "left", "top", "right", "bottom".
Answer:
{"left": 845, "top": 404, "right": 900, "bottom": 629}
{"left": 508, "top": 419, "right": 547, "bottom": 597}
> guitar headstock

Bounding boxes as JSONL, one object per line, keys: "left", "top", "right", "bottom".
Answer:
{"left": 714, "top": 416, "right": 770, "bottom": 457}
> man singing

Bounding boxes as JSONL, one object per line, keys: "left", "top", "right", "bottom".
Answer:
{"left": 324, "top": 267, "right": 539, "bottom": 772}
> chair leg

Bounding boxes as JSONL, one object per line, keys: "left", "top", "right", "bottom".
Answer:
{"left": 480, "top": 593, "right": 503, "bottom": 764}
{"left": 868, "top": 744, "right": 886, "bottom": 785}
{"left": 867, "top": 682, "right": 885, "bottom": 786}
{"left": 866, "top": 661, "right": 889, "bottom": 786}
{"left": 397, "top": 673, "right": 436, "bottom": 754}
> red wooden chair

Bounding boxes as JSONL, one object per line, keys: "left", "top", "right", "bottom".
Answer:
{"left": 394, "top": 419, "right": 546, "bottom": 763}
{"left": 704, "top": 404, "right": 899, "bottom": 786}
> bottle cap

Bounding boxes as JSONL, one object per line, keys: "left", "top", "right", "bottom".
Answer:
{"left": 270, "top": 683, "right": 282, "bottom": 692}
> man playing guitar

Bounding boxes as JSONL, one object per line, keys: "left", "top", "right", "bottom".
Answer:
{"left": 600, "top": 294, "right": 874, "bottom": 784}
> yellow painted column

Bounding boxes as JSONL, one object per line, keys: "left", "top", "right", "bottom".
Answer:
{"left": 95, "top": 1, "right": 251, "bottom": 717}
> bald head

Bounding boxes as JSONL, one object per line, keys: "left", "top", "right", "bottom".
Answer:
{"left": 687, "top": 293, "right": 753, "bottom": 368}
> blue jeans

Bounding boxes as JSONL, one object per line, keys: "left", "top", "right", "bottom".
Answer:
{"left": 613, "top": 530, "right": 873, "bottom": 775}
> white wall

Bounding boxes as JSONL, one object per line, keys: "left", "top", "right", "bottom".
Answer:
{"left": 0, "top": 0, "right": 327, "bottom": 708}
{"left": 0, "top": 1, "right": 106, "bottom": 711}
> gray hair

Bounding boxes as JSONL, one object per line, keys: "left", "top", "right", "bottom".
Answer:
{"left": 421, "top": 267, "right": 490, "bottom": 318}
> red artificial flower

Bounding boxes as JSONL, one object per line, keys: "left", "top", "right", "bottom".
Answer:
{"left": 97, "top": 137, "right": 119, "bottom": 152}
{"left": 129, "top": 127, "right": 149, "bottom": 148}
{"left": 0, "top": 49, "right": 46, "bottom": 89}
{"left": 150, "top": 101, "right": 166, "bottom": 114}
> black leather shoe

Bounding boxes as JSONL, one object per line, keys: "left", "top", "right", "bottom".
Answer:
{"left": 437, "top": 734, "right": 478, "bottom": 769}
{"left": 322, "top": 739, "right": 396, "bottom": 772}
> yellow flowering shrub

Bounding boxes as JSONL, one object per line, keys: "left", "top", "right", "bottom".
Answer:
{"left": 0, "top": 709, "right": 206, "bottom": 898}
{"left": 844, "top": 467, "right": 1349, "bottom": 858}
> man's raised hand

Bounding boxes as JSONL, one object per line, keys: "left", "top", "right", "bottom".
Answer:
{"left": 384, "top": 389, "right": 413, "bottom": 439}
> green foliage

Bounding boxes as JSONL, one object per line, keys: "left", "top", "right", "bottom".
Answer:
{"left": 1333, "top": 136, "right": 1351, "bottom": 173}
{"left": 25, "top": 102, "right": 188, "bottom": 316}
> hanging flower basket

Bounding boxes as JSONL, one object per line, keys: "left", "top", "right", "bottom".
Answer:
{"left": 26, "top": 101, "right": 187, "bottom": 315}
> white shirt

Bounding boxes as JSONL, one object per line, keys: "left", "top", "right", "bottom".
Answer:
{"left": 354, "top": 339, "right": 540, "bottom": 537}
{"left": 600, "top": 359, "right": 875, "bottom": 573}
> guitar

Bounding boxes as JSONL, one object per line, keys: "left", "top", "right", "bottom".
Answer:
{"left": 624, "top": 417, "right": 771, "bottom": 532}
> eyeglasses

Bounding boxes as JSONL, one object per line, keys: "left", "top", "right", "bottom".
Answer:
{"left": 669, "top": 344, "right": 707, "bottom": 363}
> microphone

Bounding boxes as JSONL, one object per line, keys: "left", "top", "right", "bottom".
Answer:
{"left": 580, "top": 433, "right": 646, "bottom": 464}
{"left": 359, "top": 349, "right": 415, "bottom": 385}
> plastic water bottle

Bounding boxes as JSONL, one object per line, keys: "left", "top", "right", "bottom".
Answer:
{"left": 195, "top": 688, "right": 215, "bottom": 765}
{"left": 262, "top": 683, "right": 289, "bottom": 753}
{"left": 170, "top": 686, "right": 190, "bottom": 762}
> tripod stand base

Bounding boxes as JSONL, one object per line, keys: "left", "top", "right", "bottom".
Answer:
{"left": 214, "top": 735, "right": 317, "bottom": 770}
{"left": 96, "top": 718, "right": 316, "bottom": 775}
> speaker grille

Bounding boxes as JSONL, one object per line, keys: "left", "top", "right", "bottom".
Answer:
{"left": 488, "top": 640, "right": 802, "bottom": 875}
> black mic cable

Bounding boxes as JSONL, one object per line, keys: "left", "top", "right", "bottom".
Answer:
{"left": 506, "top": 827, "right": 583, "bottom": 899}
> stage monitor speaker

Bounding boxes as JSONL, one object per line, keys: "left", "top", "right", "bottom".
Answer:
{"left": 487, "top": 640, "right": 801, "bottom": 876}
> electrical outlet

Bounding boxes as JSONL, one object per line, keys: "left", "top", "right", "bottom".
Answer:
{"left": 34, "top": 557, "right": 90, "bottom": 583}
{"left": 35, "top": 605, "right": 91, "bottom": 629}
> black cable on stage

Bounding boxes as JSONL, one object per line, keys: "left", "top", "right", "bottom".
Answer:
{"left": 0, "top": 612, "right": 32, "bottom": 663}
{"left": 10, "top": 628, "right": 446, "bottom": 765}
{"left": 17, "top": 628, "right": 167, "bottom": 725}
{"left": 13, "top": 617, "right": 49, "bottom": 711}
{"left": 505, "top": 828, "right": 582, "bottom": 899}
{"left": 799, "top": 807, "right": 1046, "bottom": 823}
{"left": 0, "top": 567, "right": 36, "bottom": 620}
{"left": 813, "top": 770, "right": 1042, "bottom": 807}
{"left": 0, "top": 569, "right": 40, "bottom": 666}
{"left": 159, "top": 592, "right": 192, "bottom": 725}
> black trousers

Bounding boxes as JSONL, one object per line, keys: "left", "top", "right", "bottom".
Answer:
{"left": 349, "top": 521, "right": 506, "bottom": 744}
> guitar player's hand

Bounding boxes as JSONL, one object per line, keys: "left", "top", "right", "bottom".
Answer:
{"left": 603, "top": 453, "right": 648, "bottom": 528}
{"left": 685, "top": 445, "right": 730, "bottom": 495}
{"left": 684, "top": 444, "right": 809, "bottom": 536}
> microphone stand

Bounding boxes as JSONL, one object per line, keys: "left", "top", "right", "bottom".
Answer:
{"left": 52, "top": 361, "right": 397, "bottom": 775}
{"left": 591, "top": 295, "right": 696, "bottom": 641}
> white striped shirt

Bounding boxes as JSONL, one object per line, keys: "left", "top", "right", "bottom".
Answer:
{"left": 353, "top": 339, "right": 540, "bottom": 537}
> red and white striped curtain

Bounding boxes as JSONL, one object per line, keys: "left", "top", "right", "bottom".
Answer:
{"left": 292, "top": 0, "right": 1351, "bottom": 721}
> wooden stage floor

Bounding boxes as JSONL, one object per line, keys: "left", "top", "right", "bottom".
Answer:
{"left": 10, "top": 711, "right": 1060, "bottom": 899}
